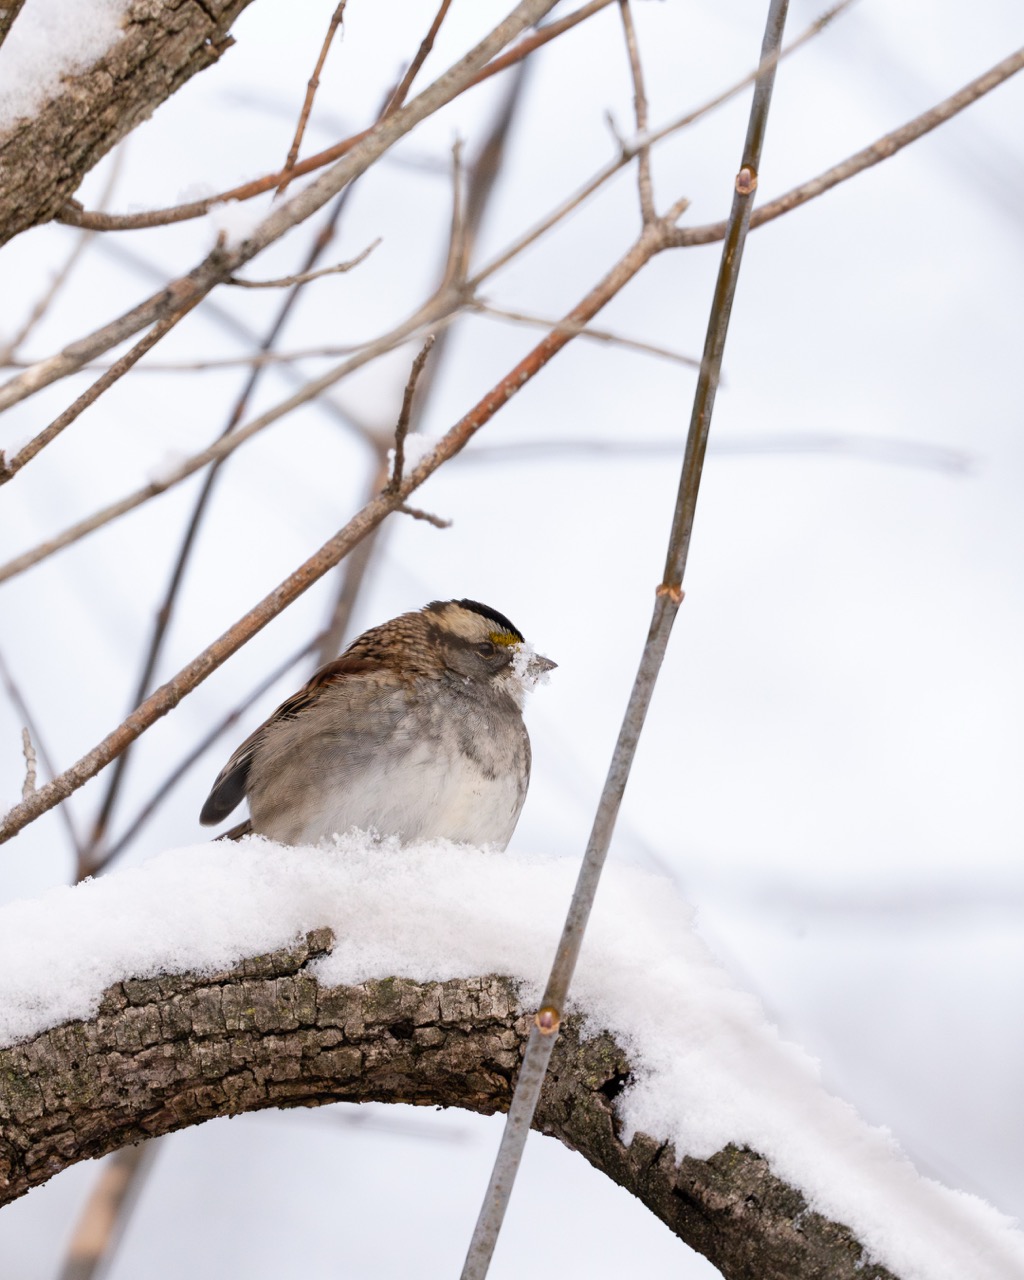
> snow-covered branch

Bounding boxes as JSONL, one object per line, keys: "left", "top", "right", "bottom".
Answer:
{"left": 0, "top": 0, "right": 256, "bottom": 247}
{"left": 0, "top": 841, "right": 1020, "bottom": 1279}
{"left": 0, "top": 926, "right": 895, "bottom": 1280}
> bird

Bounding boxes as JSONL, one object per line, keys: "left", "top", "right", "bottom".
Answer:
{"left": 199, "top": 598, "right": 555, "bottom": 849}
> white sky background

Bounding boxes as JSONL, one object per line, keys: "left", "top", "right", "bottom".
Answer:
{"left": 0, "top": 0, "right": 1022, "bottom": 1276}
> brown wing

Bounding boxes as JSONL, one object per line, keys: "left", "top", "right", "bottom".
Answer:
{"left": 198, "top": 655, "right": 380, "bottom": 826}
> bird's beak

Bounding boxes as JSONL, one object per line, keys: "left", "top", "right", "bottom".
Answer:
{"left": 528, "top": 653, "right": 557, "bottom": 675}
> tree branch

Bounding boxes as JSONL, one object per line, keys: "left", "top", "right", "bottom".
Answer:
{"left": 0, "top": 0, "right": 255, "bottom": 246}
{"left": 0, "top": 931, "right": 896, "bottom": 1280}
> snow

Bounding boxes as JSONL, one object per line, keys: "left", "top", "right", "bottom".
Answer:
{"left": 511, "top": 641, "right": 555, "bottom": 696}
{"left": 205, "top": 195, "right": 275, "bottom": 249}
{"left": 387, "top": 432, "right": 444, "bottom": 474}
{"left": 0, "top": 0, "right": 129, "bottom": 134}
{"left": 0, "top": 837, "right": 1021, "bottom": 1279}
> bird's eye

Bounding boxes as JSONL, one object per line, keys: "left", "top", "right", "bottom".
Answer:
{"left": 477, "top": 641, "right": 496, "bottom": 658}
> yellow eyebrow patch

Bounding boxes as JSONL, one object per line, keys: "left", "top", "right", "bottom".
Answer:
{"left": 490, "top": 630, "right": 520, "bottom": 647}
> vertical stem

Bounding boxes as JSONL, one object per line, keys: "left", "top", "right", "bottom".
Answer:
{"left": 459, "top": 1, "right": 791, "bottom": 1275}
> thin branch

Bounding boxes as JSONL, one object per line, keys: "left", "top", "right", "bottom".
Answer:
{"left": 226, "top": 239, "right": 379, "bottom": 287}
{"left": 386, "top": 335, "right": 437, "bottom": 492}
{"left": 617, "top": 0, "right": 655, "bottom": 223}
{"left": 460, "top": 0, "right": 792, "bottom": 1272}
{"left": 20, "top": 729, "right": 37, "bottom": 799}
{"left": 0, "top": 345, "right": 371, "bottom": 373}
{"left": 0, "top": 298, "right": 200, "bottom": 485}
{"left": 397, "top": 503, "right": 452, "bottom": 528}
{"left": 0, "top": 647, "right": 84, "bottom": 861}
{"left": 472, "top": 300, "right": 700, "bottom": 367}
{"left": 383, "top": 0, "right": 453, "bottom": 117}
{"left": 472, "top": 0, "right": 615, "bottom": 83}
{"left": 311, "top": 456, "right": 389, "bottom": 667}
{"left": 276, "top": 2, "right": 348, "bottom": 197}
{"left": 0, "top": 0, "right": 560, "bottom": 415}
{"left": 696, "top": 42, "right": 1024, "bottom": 244}
{"left": 441, "top": 137, "right": 468, "bottom": 289}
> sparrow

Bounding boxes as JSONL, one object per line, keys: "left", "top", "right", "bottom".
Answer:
{"left": 199, "top": 599, "right": 555, "bottom": 849}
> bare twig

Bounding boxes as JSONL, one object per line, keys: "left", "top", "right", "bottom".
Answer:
{"left": 469, "top": 0, "right": 615, "bottom": 83}
{"left": 472, "top": 300, "right": 700, "bottom": 367}
{"left": 398, "top": 503, "right": 451, "bottom": 528}
{"left": 459, "top": 1, "right": 793, "bottom": 1273}
{"left": 311, "top": 457, "right": 389, "bottom": 667}
{"left": 383, "top": 0, "right": 453, "bottom": 117}
{"left": 20, "top": 729, "right": 37, "bottom": 798}
{"left": 617, "top": 0, "right": 655, "bottom": 223}
{"left": 277, "top": 2, "right": 348, "bottom": 197}
{"left": 227, "top": 240, "right": 379, "bottom": 288}
{"left": 0, "top": 345, "right": 369, "bottom": 373}
{"left": 704, "top": 43, "right": 1024, "bottom": 243}
{"left": 0, "top": 298, "right": 199, "bottom": 485}
{"left": 0, "top": 647, "right": 83, "bottom": 859}
{"left": 442, "top": 138, "right": 468, "bottom": 288}
{"left": 387, "top": 335, "right": 437, "bottom": 492}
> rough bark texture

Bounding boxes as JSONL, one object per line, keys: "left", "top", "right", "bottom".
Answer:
{"left": 0, "top": 0, "right": 255, "bottom": 247}
{"left": 0, "top": 929, "right": 899, "bottom": 1279}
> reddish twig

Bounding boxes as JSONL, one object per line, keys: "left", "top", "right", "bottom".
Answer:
{"left": 383, "top": 0, "right": 454, "bottom": 117}
{"left": 386, "top": 335, "right": 437, "bottom": 492}
{"left": 277, "top": 2, "right": 348, "bottom": 197}
{"left": 617, "top": 0, "right": 655, "bottom": 223}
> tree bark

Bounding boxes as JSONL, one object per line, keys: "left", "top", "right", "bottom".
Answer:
{"left": 0, "top": 0, "right": 256, "bottom": 247}
{"left": 0, "top": 929, "right": 897, "bottom": 1280}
